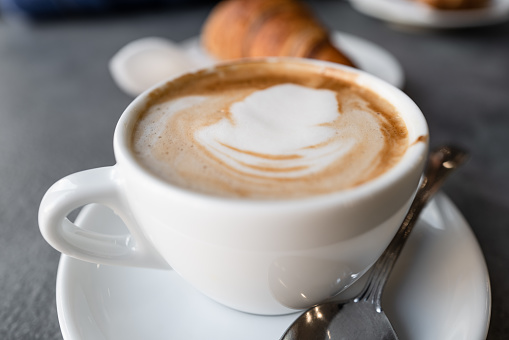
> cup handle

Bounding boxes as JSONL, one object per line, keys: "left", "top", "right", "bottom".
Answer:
{"left": 38, "top": 166, "right": 169, "bottom": 269}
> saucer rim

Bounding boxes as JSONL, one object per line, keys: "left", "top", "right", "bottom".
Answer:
{"left": 55, "top": 193, "right": 491, "bottom": 340}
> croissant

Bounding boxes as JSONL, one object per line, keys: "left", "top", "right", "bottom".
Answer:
{"left": 415, "top": 0, "right": 490, "bottom": 10}
{"left": 201, "top": 0, "right": 355, "bottom": 67}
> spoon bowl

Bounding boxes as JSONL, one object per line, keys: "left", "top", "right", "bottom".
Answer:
{"left": 283, "top": 301, "right": 397, "bottom": 340}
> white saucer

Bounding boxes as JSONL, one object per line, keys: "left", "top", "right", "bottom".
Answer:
{"left": 349, "top": 0, "right": 509, "bottom": 29}
{"left": 56, "top": 193, "right": 490, "bottom": 340}
{"left": 109, "top": 31, "right": 404, "bottom": 97}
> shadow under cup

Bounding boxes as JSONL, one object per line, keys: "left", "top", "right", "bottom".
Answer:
{"left": 41, "top": 58, "right": 429, "bottom": 316}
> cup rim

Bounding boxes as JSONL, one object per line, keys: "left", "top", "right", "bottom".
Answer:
{"left": 113, "top": 57, "right": 428, "bottom": 210}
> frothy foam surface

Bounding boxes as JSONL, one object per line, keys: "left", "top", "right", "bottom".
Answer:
{"left": 131, "top": 62, "right": 409, "bottom": 199}
{"left": 197, "top": 84, "right": 349, "bottom": 179}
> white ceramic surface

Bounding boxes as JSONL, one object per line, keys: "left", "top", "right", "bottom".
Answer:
{"left": 56, "top": 193, "right": 490, "bottom": 340}
{"left": 349, "top": 0, "right": 509, "bottom": 29}
{"left": 41, "top": 58, "right": 427, "bottom": 315}
{"left": 109, "top": 31, "right": 404, "bottom": 97}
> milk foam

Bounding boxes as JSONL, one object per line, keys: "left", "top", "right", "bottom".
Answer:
{"left": 132, "top": 70, "right": 408, "bottom": 199}
{"left": 133, "top": 96, "right": 207, "bottom": 161}
{"left": 196, "top": 84, "right": 352, "bottom": 178}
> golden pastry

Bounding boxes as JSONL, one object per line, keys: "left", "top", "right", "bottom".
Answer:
{"left": 201, "top": 0, "right": 355, "bottom": 67}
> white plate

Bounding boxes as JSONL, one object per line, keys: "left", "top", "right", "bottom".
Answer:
{"left": 109, "top": 31, "right": 404, "bottom": 97}
{"left": 349, "top": 0, "right": 509, "bottom": 29}
{"left": 56, "top": 193, "right": 490, "bottom": 340}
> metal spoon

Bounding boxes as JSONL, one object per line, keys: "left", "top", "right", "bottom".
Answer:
{"left": 280, "top": 145, "right": 469, "bottom": 340}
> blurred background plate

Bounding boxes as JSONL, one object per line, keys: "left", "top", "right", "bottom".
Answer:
{"left": 349, "top": 0, "right": 509, "bottom": 29}
{"left": 110, "top": 31, "right": 405, "bottom": 97}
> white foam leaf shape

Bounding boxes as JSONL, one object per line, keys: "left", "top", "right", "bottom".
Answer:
{"left": 196, "top": 84, "right": 353, "bottom": 178}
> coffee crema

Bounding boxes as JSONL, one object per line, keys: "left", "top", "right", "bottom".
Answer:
{"left": 131, "top": 61, "right": 409, "bottom": 199}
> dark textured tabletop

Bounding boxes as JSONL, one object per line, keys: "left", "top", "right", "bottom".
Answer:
{"left": 1, "top": 1, "right": 508, "bottom": 339}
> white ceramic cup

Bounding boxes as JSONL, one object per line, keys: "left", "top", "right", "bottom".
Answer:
{"left": 39, "top": 58, "right": 428, "bottom": 315}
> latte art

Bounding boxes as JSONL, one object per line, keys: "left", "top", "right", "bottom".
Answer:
{"left": 196, "top": 84, "right": 350, "bottom": 179}
{"left": 132, "top": 62, "right": 409, "bottom": 199}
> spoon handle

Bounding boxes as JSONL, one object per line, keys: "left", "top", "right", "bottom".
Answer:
{"left": 355, "top": 145, "right": 469, "bottom": 310}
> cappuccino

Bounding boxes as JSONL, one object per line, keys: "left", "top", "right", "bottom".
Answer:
{"left": 131, "top": 60, "right": 409, "bottom": 199}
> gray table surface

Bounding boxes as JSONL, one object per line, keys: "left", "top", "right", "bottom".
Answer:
{"left": 1, "top": 1, "right": 508, "bottom": 339}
